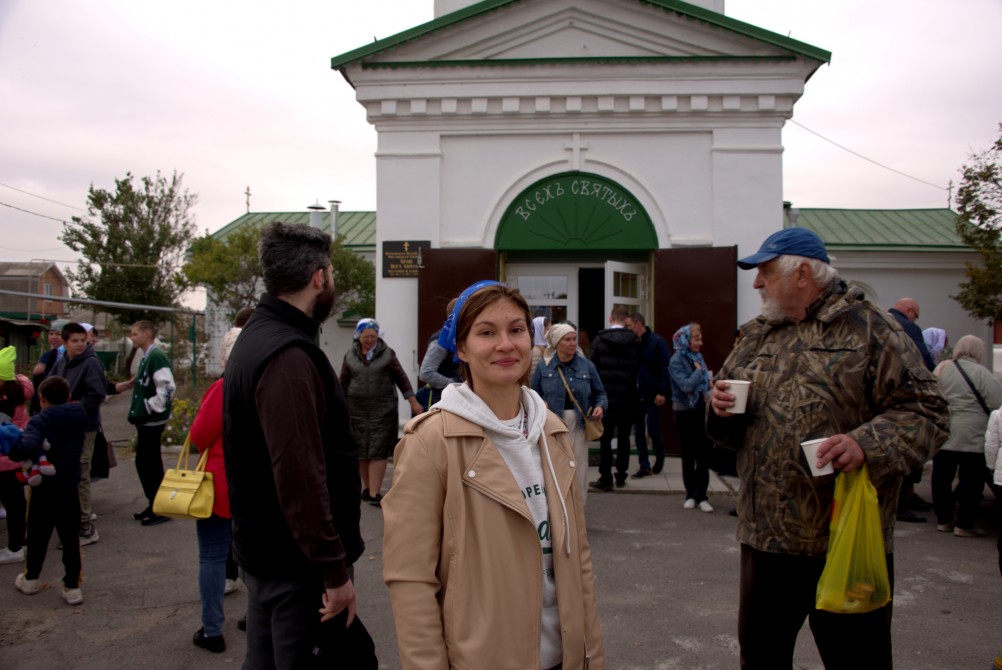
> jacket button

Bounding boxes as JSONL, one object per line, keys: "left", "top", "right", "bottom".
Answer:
{"left": 468, "top": 470, "right": 476, "bottom": 478}
{"left": 569, "top": 461, "right": 576, "bottom": 468}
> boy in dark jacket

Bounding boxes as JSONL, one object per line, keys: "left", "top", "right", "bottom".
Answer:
{"left": 50, "top": 321, "right": 107, "bottom": 545}
{"left": 5, "top": 376, "right": 88, "bottom": 605}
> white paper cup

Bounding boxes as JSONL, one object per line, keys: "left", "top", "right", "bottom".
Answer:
{"left": 723, "top": 380, "right": 751, "bottom": 414}
{"left": 801, "top": 438, "right": 835, "bottom": 476}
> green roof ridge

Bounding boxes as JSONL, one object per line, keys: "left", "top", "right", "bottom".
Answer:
{"left": 330, "top": 0, "right": 830, "bottom": 71}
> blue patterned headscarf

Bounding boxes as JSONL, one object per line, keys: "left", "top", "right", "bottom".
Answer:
{"left": 672, "top": 324, "right": 710, "bottom": 407}
{"left": 354, "top": 318, "right": 380, "bottom": 341}
{"left": 437, "top": 280, "right": 505, "bottom": 361}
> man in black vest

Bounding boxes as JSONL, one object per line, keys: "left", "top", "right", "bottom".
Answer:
{"left": 224, "top": 222, "right": 375, "bottom": 667}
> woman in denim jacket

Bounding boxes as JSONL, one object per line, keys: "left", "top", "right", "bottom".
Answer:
{"left": 531, "top": 323, "right": 608, "bottom": 502}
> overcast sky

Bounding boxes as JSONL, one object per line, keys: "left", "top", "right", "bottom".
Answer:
{"left": 2, "top": 0, "right": 1001, "bottom": 306}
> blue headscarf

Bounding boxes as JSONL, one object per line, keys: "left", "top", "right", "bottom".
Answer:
{"left": 354, "top": 318, "right": 380, "bottom": 340}
{"left": 437, "top": 280, "right": 505, "bottom": 361}
{"left": 672, "top": 324, "right": 710, "bottom": 407}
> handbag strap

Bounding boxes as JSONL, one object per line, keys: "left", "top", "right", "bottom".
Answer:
{"left": 175, "top": 434, "right": 211, "bottom": 472}
{"left": 556, "top": 365, "right": 589, "bottom": 420}
{"left": 954, "top": 360, "right": 992, "bottom": 415}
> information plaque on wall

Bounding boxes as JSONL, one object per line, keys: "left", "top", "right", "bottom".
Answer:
{"left": 382, "top": 240, "right": 430, "bottom": 278}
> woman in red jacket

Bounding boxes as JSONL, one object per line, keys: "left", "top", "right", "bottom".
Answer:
{"left": 188, "top": 378, "right": 232, "bottom": 653}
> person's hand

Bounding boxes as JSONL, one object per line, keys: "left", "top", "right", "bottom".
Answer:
{"left": 654, "top": 394, "right": 665, "bottom": 407}
{"left": 590, "top": 407, "right": 604, "bottom": 421}
{"left": 115, "top": 377, "right": 136, "bottom": 393}
{"left": 319, "top": 580, "right": 356, "bottom": 626}
{"left": 815, "top": 434, "right": 865, "bottom": 473}
{"left": 409, "top": 397, "right": 424, "bottom": 415}
{"left": 694, "top": 361, "right": 703, "bottom": 370}
{"left": 710, "top": 380, "right": 737, "bottom": 417}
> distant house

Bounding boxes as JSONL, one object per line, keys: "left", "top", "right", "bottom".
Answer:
{"left": 203, "top": 208, "right": 376, "bottom": 377}
{"left": 0, "top": 262, "right": 70, "bottom": 369}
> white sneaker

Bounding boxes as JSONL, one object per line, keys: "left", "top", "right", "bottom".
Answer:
{"left": 698, "top": 500, "right": 715, "bottom": 513}
{"left": 89, "top": 512, "right": 98, "bottom": 521}
{"left": 62, "top": 586, "right": 83, "bottom": 605}
{"left": 224, "top": 578, "right": 240, "bottom": 595}
{"left": 15, "top": 573, "right": 42, "bottom": 595}
{"left": 0, "top": 547, "right": 25, "bottom": 564}
{"left": 683, "top": 498, "right": 696, "bottom": 510}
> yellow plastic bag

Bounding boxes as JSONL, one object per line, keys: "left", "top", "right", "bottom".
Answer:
{"left": 815, "top": 463, "right": 891, "bottom": 613}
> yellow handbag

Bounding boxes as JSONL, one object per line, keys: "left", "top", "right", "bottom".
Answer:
{"left": 152, "top": 436, "right": 214, "bottom": 520}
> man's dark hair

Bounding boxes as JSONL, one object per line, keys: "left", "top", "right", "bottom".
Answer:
{"left": 234, "top": 307, "right": 255, "bottom": 328}
{"left": 259, "top": 222, "right": 332, "bottom": 296}
{"left": 61, "top": 322, "right": 86, "bottom": 341}
{"left": 39, "top": 376, "right": 70, "bottom": 405}
{"left": 133, "top": 320, "right": 157, "bottom": 339}
{"left": 630, "top": 312, "right": 646, "bottom": 326}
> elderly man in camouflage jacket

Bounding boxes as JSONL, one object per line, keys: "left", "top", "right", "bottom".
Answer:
{"left": 707, "top": 228, "right": 949, "bottom": 670}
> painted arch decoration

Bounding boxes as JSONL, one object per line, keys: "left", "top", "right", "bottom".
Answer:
{"left": 496, "top": 173, "right": 658, "bottom": 251}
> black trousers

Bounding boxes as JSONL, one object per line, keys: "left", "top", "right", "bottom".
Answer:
{"left": 0, "top": 470, "right": 26, "bottom": 552}
{"left": 242, "top": 567, "right": 376, "bottom": 670}
{"left": 597, "top": 405, "right": 633, "bottom": 484}
{"left": 674, "top": 405, "right": 711, "bottom": 502}
{"left": 135, "top": 424, "right": 166, "bottom": 507}
{"left": 932, "top": 449, "right": 985, "bottom": 530}
{"left": 25, "top": 478, "right": 82, "bottom": 588}
{"left": 738, "top": 544, "right": 893, "bottom": 670}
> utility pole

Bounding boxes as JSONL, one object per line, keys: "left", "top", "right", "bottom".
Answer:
{"left": 244, "top": 186, "right": 252, "bottom": 213}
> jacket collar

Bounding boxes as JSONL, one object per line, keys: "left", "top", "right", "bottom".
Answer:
{"left": 256, "top": 292, "right": 320, "bottom": 339}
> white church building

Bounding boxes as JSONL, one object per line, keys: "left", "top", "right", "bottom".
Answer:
{"left": 204, "top": 0, "right": 993, "bottom": 445}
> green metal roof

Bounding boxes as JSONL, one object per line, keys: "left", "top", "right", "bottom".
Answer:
{"left": 796, "top": 209, "right": 968, "bottom": 252}
{"left": 330, "top": 0, "right": 831, "bottom": 72}
{"left": 211, "top": 212, "right": 376, "bottom": 249}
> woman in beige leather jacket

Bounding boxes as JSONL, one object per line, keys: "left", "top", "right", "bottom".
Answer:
{"left": 383, "top": 281, "right": 603, "bottom": 670}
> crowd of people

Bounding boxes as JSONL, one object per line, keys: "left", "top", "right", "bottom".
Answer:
{"left": 1, "top": 221, "right": 1000, "bottom": 669}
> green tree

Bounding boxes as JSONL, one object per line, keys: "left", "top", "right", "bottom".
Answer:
{"left": 953, "top": 124, "right": 1002, "bottom": 322}
{"left": 183, "top": 223, "right": 263, "bottom": 316}
{"left": 183, "top": 222, "right": 375, "bottom": 318}
{"left": 61, "top": 171, "right": 197, "bottom": 325}
{"left": 331, "top": 235, "right": 375, "bottom": 317}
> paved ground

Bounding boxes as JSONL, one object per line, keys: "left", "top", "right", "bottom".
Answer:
{"left": 0, "top": 392, "right": 999, "bottom": 669}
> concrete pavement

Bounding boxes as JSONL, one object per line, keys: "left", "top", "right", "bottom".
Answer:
{"left": 0, "top": 392, "right": 999, "bottom": 669}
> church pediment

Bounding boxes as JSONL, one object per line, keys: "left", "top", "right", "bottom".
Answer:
{"left": 333, "top": 0, "right": 829, "bottom": 72}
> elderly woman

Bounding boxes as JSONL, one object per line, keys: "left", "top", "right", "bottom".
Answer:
{"left": 383, "top": 281, "right": 604, "bottom": 670}
{"left": 340, "top": 318, "right": 422, "bottom": 507}
{"left": 669, "top": 323, "right": 714, "bottom": 513}
{"left": 531, "top": 322, "right": 607, "bottom": 502}
{"left": 931, "top": 334, "right": 1002, "bottom": 536}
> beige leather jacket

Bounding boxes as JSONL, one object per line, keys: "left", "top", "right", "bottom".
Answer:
{"left": 383, "top": 408, "right": 604, "bottom": 670}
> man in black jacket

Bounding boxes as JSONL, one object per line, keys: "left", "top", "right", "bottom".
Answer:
{"left": 51, "top": 322, "right": 106, "bottom": 546}
{"left": 223, "top": 222, "right": 375, "bottom": 667}
{"left": 589, "top": 306, "right": 641, "bottom": 491}
{"left": 625, "top": 313, "right": 671, "bottom": 477}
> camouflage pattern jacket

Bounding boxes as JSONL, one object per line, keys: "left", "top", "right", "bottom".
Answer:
{"left": 706, "top": 280, "right": 949, "bottom": 556}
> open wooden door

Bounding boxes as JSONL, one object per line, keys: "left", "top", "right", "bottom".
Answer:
{"left": 417, "top": 248, "right": 499, "bottom": 364}
{"left": 653, "top": 246, "right": 738, "bottom": 454}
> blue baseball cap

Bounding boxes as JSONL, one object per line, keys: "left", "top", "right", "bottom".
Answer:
{"left": 736, "top": 227, "right": 830, "bottom": 270}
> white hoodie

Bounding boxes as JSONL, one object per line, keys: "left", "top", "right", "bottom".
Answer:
{"left": 436, "top": 382, "right": 569, "bottom": 670}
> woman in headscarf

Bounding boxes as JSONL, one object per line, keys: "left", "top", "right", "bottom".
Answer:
{"left": 669, "top": 323, "right": 714, "bottom": 513}
{"left": 531, "top": 322, "right": 607, "bottom": 503}
{"left": 383, "top": 281, "right": 604, "bottom": 670}
{"left": 922, "top": 327, "right": 948, "bottom": 365}
{"left": 340, "top": 318, "right": 422, "bottom": 506}
{"left": 528, "top": 315, "right": 550, "bottom": 381}
{"left": 931, "top": 334, "right": 1002, "bottom": 536}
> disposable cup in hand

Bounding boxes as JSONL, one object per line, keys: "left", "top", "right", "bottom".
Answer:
{"left": 801, "top": 438, "right": 835, "bottom": 476}
{"left": 723, "top": 380, "right": 750, "bottom": 414}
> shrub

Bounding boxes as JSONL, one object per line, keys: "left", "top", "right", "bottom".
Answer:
{"left": 163, "top": 397, "right": 200, "bottom": 449}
